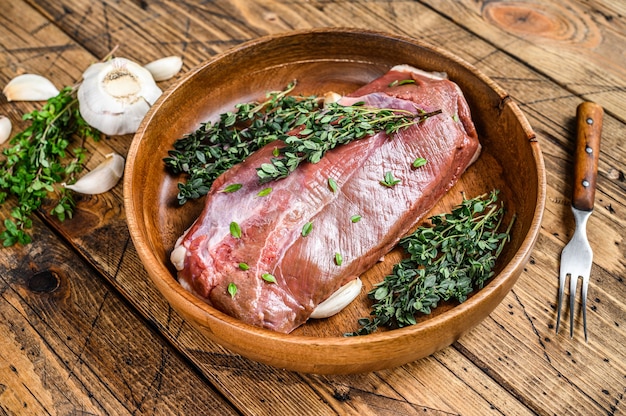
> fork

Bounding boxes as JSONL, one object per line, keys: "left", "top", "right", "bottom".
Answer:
{"left": 556, "top": 102, "right": 603, "bottom": 342}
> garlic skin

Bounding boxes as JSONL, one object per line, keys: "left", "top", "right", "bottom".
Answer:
{"left": 310, "top": 277, "right": 363, "bottom": 319}
{"left": 2, "top": 74, "right": 59, "bottom": 102}
{"left": 144, "top": 56, "right": 183, "bottom": 81}
{"left": 63, "top": 153, "right": 125, "bottom": 194}
{"left": 0, "top": 116, "right": 12, "bottom": 144}
{"left": 78, "top": 58, "right": 162, "bottom": 135}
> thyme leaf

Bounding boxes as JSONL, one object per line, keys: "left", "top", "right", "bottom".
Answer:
{"left": 262, "top": 273, "right": 276, "bottom": 283}
{"left": 347, "top": 190, "right": 515, "bottom": 336}
{"left": 380, "top": 171, "right": 401, "bottom": 187}
{"left": 228, "top": 282, "right": 237, "bottom": 298}
{"left": 229, "top": 221, "right": 242, "bottom": 239}
{"left": 220, "top": 183, "right": 243, "bottom": 193}
{"left": 412, "top": 157, "right": 427, "bottom": 168}
{"left": 301, "top": 221, "right": 313, "bottom": 237}
{"left": 328, "top": 177, "right": 338, "bottom": 193}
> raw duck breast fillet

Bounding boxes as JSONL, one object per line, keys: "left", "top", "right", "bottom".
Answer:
{"left": 171, "top": 65, "right": 481, "bottom": 333}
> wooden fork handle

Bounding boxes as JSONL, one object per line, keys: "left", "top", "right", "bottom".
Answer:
{"left": 572, "top": 102, "right": 603, "bottom": 211}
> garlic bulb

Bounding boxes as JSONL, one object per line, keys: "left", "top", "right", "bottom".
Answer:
{"left": 2, "top": 74, "right": 59, "bottom": 102}
{"left": 78, "top": 58, "right": 162, "bottom": 135}
{"left": 310, "top": 277, "right": 362, "bottom": 319}
{"left": 0, "top": 115, "right": 12, "bottom": 144}
{"left": 63, "top": 153, "right": 125, "bottom": 194}
{"left": 144, "top": 56, "right": 183, "bottom": 81}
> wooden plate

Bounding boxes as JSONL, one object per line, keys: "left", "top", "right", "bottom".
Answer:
{"left": 124, "top": 28, "right": 545, "bottom": 374}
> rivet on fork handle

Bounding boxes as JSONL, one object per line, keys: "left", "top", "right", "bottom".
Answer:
{"left": 572, "top": 102, "right": 602, "bottom": 212}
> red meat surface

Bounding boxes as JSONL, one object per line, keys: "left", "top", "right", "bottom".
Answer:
{"left": 172, "top": 65, "right": 481, "bottom": 333}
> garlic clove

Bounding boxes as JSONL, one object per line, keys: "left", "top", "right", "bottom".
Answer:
{"left": 63, "top": 152, "right": 125, "bottom": 194}
{"left": 310, "top": 277, "right": 363, "bottom": 319}
{"left": 144, "top": 56, "right": 183, "bottom": 81}
{"left": 323, "top": 91, "right": 342, "bottom": 106}
{"left": 171, "top": 245, "right": 187, "bottom": 271}
{"left": 0, "top": 115, "right": 12, "bottom": 144}
{"left": 78, "top": 57, "right": 162, "bottom": 135}
{"left": 2, "top": 74, "right": 59, "bottom": 102}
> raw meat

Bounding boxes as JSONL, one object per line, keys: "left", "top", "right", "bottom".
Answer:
{"left": 171, "top": 65, "right": 481, "bottom": 333}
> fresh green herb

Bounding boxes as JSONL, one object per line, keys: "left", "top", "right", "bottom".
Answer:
{"left": 388, "top": 79, "right": 416, "bottom": 87}
{"left": 257, "top": 187, "right": 272, "bottom": 197}
{"left": 452, "top": 113, "right": 460, "bottom": 122}
{"left": 335, "top": 252, "right": 343, "bottom": 266}
{"left": 380, "top": 171, "right": 401, "bottom": 187}
{"left": 228, "top": 282, "right": 237, "bottom": 298}
{"left": 257, "top": 103, "right": 441, "bottom": 184}
{"left": 164, "top": 82, "right": 442, "bottom": 202}
{"left": 220, "top": 183, "right": 243, "bottom": 193}
{"left": 350, "top": 215, "right": 362, "bottom": 223}
{"left": 328, "top": 177, "right": 338, "bottom": 193}
{"left": 230, "top": 221, "right": 242, "bottom": 239}
{"left": 0, "top": 86, "right": 100, "bottom": 246}
{"left": 163, "top": 83, "right": 301, "bottom": 204}
{"left": 301, "top": 221, "right": 313, "bottom": 237}
{"left": 238, "top": 262, "right": 249, "bottom": 271}
{"left": 412, "top": 157, "right": 427, "bottom": 168}
{"left": 347, "top": 190, "right": 515, "bottom": 336}
{"left": 262, "top": 273, "right": 276, "bottom": 283}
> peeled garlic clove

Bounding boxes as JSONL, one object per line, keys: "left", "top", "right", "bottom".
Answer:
{"left": 310, "top": 277, "right": 362, "bottom": 319}
{"left": 144, "top": 56, "right": 183, "bottom": 81}
{"left": 63, "top": 153, "right": 125, "bottom": 194}
{"left": 78, "top": 57, "right": 162, "bottom": 136}
{"left": 0, "top": 115, "right": 12, "bottom": 144}
{"left": 2, "top": 74, "right": 59, "bottom": 102}
{"left": 323, "top": 91, "right": 342, "bottom": 106}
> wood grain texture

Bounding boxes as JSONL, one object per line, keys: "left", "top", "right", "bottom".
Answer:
{"left": 0, "top": 206, "right": 238, "bottom": 415}
{"left": 1, "top": 0, "right": 624, "bottom": 415}
{"left": 423, "top": 0, "right": 626, "bottom": 119}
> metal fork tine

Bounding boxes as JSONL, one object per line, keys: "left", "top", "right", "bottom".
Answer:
{"left": 555, "top": 272, "right": 566, "bottom": 334}
{"left": 582, "top": 276, "right": 589, "bottom": 342}
{"left": 569, "top": 274, "right": 578, "bottom": 338}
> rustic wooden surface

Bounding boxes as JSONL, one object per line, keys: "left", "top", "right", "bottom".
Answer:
{"left": 0, "top": 0, "right": 624, "bottom": 415}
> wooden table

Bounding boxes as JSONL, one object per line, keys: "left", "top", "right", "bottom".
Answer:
{"left": 1, "top": 1, "right": 624, "bottom": 414}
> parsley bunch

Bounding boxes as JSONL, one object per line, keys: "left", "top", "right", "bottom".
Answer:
{"left": 0, "top": 86, "right": 99, "bottom": 246}
{"left": 348, "top": 190, "right": 515, "bottom": 336}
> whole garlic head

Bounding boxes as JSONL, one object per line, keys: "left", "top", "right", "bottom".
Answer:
{"left": 78, "top": 57, "right": 162, "bottom": 136}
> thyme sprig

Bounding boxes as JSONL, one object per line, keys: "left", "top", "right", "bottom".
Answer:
{"left": 164, "top": 82, "right": 307, "bottom": 204}
{"left": 347, "top": 190, "right": 515, "bottom": 336}
{"left": 257, "top": 102, "right": 441, "bottom": 183}
{"left": 0, "top": 86, "right": 100, "bottom": 246}
{"left": 164, "top": 82, "right": 441, "bottom": 202}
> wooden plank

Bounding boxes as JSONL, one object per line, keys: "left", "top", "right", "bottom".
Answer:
{"left": 0, "top": 2, "right": 345, "bottom": 415}
{"left": 0, "top": 205, "right": 239, "bottom": 414}
{"left": 2, "top": 0, "right": 624, "bottom": 415}
{"left": 421, "top": 0, "right": 626, "bottom": 119}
